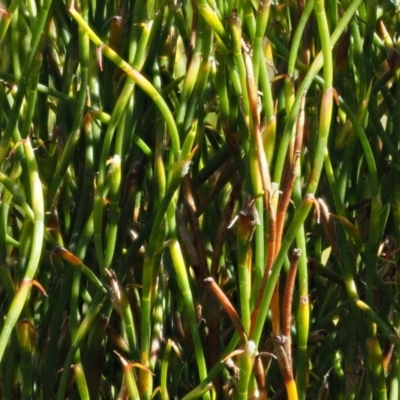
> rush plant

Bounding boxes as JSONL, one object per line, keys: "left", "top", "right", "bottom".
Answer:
{"left": 0, "top": 0, "right": 400, "bottom": 399}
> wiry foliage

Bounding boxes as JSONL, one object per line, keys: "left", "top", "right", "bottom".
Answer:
{"left": 0, "top": 0, "right": 400, "bottom": 399}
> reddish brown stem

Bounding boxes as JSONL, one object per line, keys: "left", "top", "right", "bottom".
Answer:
{"left": 272, "top": 334, "right": 293, "bottom": 383}
{"left": 204, "top": 277, "right": 247, "bottom": 342}
{"left": 252, "top": 355, "right": 268, "bottom": 400}
{"left": 275, "top": 94, "right": 305, "bottom": 252}
{"left": 282, "top": 249, "right": 301, "bottom": 346}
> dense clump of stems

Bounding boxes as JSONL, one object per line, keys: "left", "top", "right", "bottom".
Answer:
{"left": 1, "top": 0, "right": 400, "bottom": 398}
